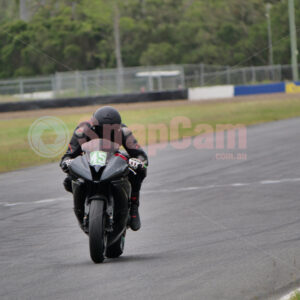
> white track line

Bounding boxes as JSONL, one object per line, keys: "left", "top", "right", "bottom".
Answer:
{"left": 0, "top": 197, "right": 69, "bottom": 207}
{"left": 280, "top": 288, "right": 300, "bottom": 300}
{"left": 143, "top": 177, "right": 300, "bottom": 194}
{"left": 1, "top": 177, "right": 300, "bottom": 208}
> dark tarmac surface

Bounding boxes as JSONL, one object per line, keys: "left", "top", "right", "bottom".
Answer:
{"left": 1, "top": 118, "right": 300, "bottom": 300}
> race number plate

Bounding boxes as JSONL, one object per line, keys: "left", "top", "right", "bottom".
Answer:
{"left": 90, "top": 151, "right": 107, "bottom": 166}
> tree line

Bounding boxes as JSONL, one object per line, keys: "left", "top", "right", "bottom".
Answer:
{"left": 0, "top": 0, "right": 298, "bottom": 79}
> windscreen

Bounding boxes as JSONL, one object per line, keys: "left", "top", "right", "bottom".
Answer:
{"left": 81, "top": 139, "right": 120, "bottom": 167}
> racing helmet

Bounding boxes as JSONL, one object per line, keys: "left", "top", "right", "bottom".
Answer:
{"left": 93, "top": 106, "right": 122, "bottom": 126}
{"left": 91, "top": 106, "right": 122, "bottom": 142}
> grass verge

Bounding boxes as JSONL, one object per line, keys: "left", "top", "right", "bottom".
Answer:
{"left": 1, "top": 95, "right": 300, "bottom": 173}
{"left": 289, "top": 291, "right": 300, "bottom": 300}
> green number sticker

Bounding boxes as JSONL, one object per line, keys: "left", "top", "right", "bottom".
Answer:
{"left": 90, "top": 151, "right": 107, "bottom": 166}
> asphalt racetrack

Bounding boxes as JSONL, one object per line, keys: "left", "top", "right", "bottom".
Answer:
{"left": 1, "top": 118, "right": 300, "bottom": 300}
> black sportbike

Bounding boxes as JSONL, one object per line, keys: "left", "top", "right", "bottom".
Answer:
{"left": 68, "top": 138, "right": 134, "bottom": 263}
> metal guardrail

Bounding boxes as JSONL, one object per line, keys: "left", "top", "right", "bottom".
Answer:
{"left": 0, "top": 63, "right": 297, "bottom": 102}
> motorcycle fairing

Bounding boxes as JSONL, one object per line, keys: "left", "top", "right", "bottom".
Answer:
{"left": 69, "top": 155, "right": 93, "bottom": 181}
{"left": 101, "top": 155, "right": 129, "bottom": 182}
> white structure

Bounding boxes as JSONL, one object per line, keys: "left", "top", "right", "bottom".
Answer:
{"left": 188, "top": 85, "right": 234, "bottom": 101}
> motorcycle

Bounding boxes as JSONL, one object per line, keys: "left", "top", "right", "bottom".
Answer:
{"left": 68, "top": 138, "right": 133, "bottom": 263}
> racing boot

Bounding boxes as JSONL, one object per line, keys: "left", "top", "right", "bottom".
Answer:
{"left": 63, "top": 175, "right": 73, "bottom": 193}
{"left": 129, "top": 194, "right": 141, "bottom": 231}
{"left": 72, "top": 180, "right": 87, "bottom": 233}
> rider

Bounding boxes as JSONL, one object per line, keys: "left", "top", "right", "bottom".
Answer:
{"left": 60, "top": 106, "right": 148, "bottom": 231}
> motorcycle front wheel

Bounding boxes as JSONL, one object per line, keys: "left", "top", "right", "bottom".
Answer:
{"left": 89, "top": 200, "right": 106, "bottom": 263}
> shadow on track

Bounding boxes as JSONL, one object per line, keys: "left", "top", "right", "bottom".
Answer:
{"left": 105, "top": 254, "right": 161, "bottom": 264}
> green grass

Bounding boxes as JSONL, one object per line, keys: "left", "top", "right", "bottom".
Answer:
{"left": 1, "top": 96, "right": 300, "bottom": 173}
{"left": 289, "top": 291, "right": 300, "bottom": 300}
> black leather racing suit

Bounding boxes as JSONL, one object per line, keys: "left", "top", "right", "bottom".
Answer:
{"left": 60, "top": 120, "right": 148, "bottom": 200}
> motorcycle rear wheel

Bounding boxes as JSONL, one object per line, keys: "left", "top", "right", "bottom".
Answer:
{"left": 89, "top": 200, "right": 106, "bottom": 263}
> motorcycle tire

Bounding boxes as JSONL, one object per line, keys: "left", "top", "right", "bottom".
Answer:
{"left": 89, "top": 200, "right": 106, "bottom": 263}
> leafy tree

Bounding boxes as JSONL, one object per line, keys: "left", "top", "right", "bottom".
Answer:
{"left": 0, "top": 0, "right": 299, "bottom": 78}
{"left": 140, "top": 42, "right": 177, "bottom": 65}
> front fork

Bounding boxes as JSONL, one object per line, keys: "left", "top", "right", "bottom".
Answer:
{"left": 83, "top": 186, "right": 115, "bottom": 234}
{"left": 105, "top": 185, "right": 114, "bottom": 232}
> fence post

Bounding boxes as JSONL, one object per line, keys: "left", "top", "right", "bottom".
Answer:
{"left": 200, "top": 63, "right": 204, "bottom": 86}
{"left": 83, "top": 74, "right": 89, "bottom": 96}
{"left": 51, "top": 75, "right": 56, "bottom": 98}
{"left": 116, "top": 68, "right": 124, "bottom": 94}
{"left": 147, "top": 72, "right": 153, "bottom": 92}
{"left": 158, "top": 76, "right": 162, "bottom": 90}
{"left": 180, "top": 65, "right": 185, "bottom": 89}
{"left": 55, "top": 73, "right": 61, "bottom": 97}
{"left": 278, "top": 64, "right": 282, "bottom": 81}
{"left": 243, "top": 68, "right": 247, "bottom": 84}
{"left": 270, "top": 66, "right": 274, "bottom": 82}
{"left": 75, "top": 71, "right": 81, "bottom": 96}
{"left": 226, "top": 66, "right": 231, "bottom": 84}
{"left": 97, "top": 69, "right": 102, "bottom": 95}
{"left": 251, "top": 66, "right": 256, "bottom": 83}
{"left": 19, "top": 79, "right": 24, "bottom": 100}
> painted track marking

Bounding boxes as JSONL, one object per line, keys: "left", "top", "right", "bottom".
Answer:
{"left": 1, "top": 177, "right": 299, "bottom": 207}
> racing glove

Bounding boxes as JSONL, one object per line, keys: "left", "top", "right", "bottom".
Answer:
{"left": 128, "top": 158, "right": 145, "bottom": 170}
{"left": 61, "top": 159, "right": 73, "bottom": 173}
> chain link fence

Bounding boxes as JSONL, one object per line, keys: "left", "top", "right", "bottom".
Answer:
{"left": 183, "top": 64, "right": 287, "bottom": 87}
{"left": 0, "top": 63, "right": 298, "bottom": 102}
